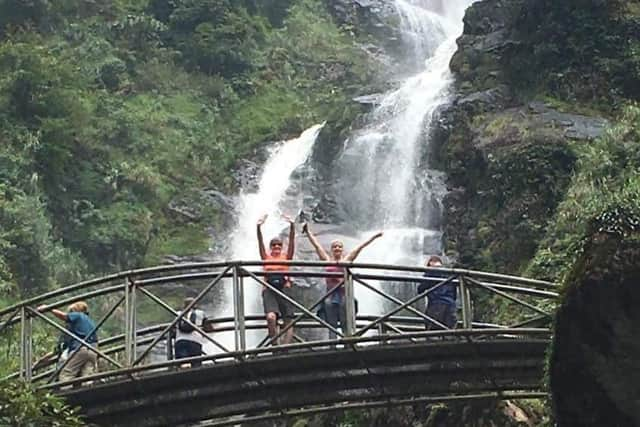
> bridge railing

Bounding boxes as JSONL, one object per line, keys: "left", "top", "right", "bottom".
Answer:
{"left": 0, "top": 261, "right": 558, "bottom": 387}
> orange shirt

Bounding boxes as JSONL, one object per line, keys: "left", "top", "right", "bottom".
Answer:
{"left": 263, "top": 253, "right": 289, "bottom": 272}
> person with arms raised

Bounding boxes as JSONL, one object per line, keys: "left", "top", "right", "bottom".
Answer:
{"left": 302, "top": 223, "right": 383, "bottom": 339}
{"left": 257, "top": 213, "right": 296, "bottom": 345}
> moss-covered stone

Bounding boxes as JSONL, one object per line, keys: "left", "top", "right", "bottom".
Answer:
{"left": 550, "top": 229, "right": 640, "bottom": 426}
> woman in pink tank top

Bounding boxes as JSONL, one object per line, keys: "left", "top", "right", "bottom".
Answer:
{"left": 302, "top": 224, "right": 383, "bottom": 339}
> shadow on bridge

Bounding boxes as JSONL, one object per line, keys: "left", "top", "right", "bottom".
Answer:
{"left": 0, "top": 261, "right": 557, "bottom": 426}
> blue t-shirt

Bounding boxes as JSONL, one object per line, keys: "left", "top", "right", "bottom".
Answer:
{"left": 66, "top": 312, "right": 98, "bottom": 351}
{"left": 417, "top": 271, "right": 457, "bottom": 307}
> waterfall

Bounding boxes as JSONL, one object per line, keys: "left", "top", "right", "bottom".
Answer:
{"left": 331, "top": 1, "right": 472, "bottom": 312}
{"left": 206, "top": 124, "right": 324, "bottom": 351}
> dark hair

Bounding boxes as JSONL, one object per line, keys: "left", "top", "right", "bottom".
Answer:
{"left": 426, "top": 255, "right": 443, "bottom": 266}
{"left": 269, "top": 238, "right": 283, "bottom": 246}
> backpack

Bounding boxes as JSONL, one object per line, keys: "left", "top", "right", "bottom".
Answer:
{"left": 178, "top": 310, "right": 198, "bottom": 333}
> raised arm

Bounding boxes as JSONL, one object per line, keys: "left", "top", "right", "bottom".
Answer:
{"left": 302, "top": 223, "right": 330, "bottom": 261}
{"left": 283, "top": 214, "right": 296, "bottom": 259}
{"left": 345, "top": 231, "right": 383, "bottom": 262}
{"left": 256, "top": 214, "right": 267, "bottom": 259}
{"left": 37, "top": 305, "right": 68, "bottom": 321}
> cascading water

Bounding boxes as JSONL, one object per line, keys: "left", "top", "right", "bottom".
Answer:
{"left": 330, "top": 1, "right": 472, "bottom": 312}
{"left": 206, "top": 124, "right": 324, "bottom": 351}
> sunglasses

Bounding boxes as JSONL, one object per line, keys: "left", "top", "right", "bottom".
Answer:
{"left": 270, "top": 243, "right": 283, "bottom": 248}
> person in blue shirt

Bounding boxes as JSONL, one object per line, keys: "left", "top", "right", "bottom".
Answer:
{"left": 38, "top": 301, "right": 98, "bottom": 382}
{"left": 417, "top": 255, "right": 457, "bottom": 330}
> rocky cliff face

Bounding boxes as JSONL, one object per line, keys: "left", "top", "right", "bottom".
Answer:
{"left": 433, "top": 1, "right": 640, "bottom": 425}
{"left": 434, "top": 0, "right": 617, "bottom": 274}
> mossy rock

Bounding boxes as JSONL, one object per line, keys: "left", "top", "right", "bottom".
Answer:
{"left": 550, "top": 230, "right": 640, "bottom": 425}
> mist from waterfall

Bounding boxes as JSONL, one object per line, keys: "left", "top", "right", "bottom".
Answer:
{"left": 333, "top": 1, "right": 472, "bottom": 311}
{"left": 205, "top": 124, "right": 323, "bottom": 351}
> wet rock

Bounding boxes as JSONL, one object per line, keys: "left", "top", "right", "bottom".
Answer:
{"left": 200, "top": 189, "right": 235, "bottom": 211}
{"left": 232, "top": 158, "right": 261, "bottom": 192}
{"left": 527, "top": 101, "right": 609, "bottom": 140}
{"left": 450, "top": 0, "right": 525, "bottom": 92}
{"left": 163, "top": 254, "right": 214, "bottom": 264}
{"left": 353, "top": 92, "right": 384, "bottom": 106}
{"left": 455, "top": 85, "right": 514, "bottom": 115}
{"left": 326, "top": 0, "right": 402, "bottom": 54}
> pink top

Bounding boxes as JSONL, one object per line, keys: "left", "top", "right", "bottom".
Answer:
{"left": 325, "top": 264, "right": 345, "bottom": 296}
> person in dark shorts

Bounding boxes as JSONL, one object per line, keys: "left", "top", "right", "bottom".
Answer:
{"left": 257, "top": 213, "right": 296, "bottom": 344}
{"left": 174, "top": 297, "right": 214, "bottom": 367}
{"left": 418, "top": 255, "right": 457, "bottom": 330}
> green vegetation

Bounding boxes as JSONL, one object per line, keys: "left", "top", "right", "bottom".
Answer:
{"left": 527, "top": 104, "right": 640, "bottom": 282}
{"left": 0, "top": 0, "right": 372, "bottom": 301}
{"left": 510, "top": 0, "right": 640, "bottom": 107}
{"left": 0, "top": 379, "right": 84, "bottom": 426}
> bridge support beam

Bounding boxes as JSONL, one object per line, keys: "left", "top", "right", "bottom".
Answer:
{"left": 20, "top": 306, "right": 32, "bottom": 381}
{"left": 344, "top": 268, "right": 355, "bottom": 336}
{"left": 124, "top": 278, "right": 137, "bottom": 367}
{"left": 459, "top": 276, "right": 473, "bottom": 329}
{"left": 233, "top": 265, "right": 246, "bottom": 353}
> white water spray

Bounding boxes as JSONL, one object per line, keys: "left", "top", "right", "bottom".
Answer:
{"left": 334, "top": 1, "right": 472, "bottom": 312}
{"left": 207, "top": 124, "right": 324, "bottom": 351}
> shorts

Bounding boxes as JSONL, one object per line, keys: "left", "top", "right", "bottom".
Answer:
{"left": 175, "top": 339, "right": 203, "bottom": 367}
{"left": 262, "top": 288, "right": 294, "bottom": 319}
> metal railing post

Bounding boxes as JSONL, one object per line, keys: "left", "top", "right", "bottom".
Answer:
{"left": 459, "top": 276, "right": 473, "bottom": 329}
{"left": 344, "top": 268, "right": 355, "bottom": 337}
{"left": 233, "top": 264, "right": 246, "bottom": 353}
{"left": 130, "top": 279, "right": 137, "bottom": 363}
{"left": 124, "top": 279, "right": 130, "bottom": 366}
{"left": 20, "top": 306, "right": 32, "bottom": 381}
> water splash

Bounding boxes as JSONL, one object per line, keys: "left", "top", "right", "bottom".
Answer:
{"left": 333, "top": 1, "right": 472, "bottom": 312}
{"left": 206, "top": 124, "right": 324, "bottom": 352}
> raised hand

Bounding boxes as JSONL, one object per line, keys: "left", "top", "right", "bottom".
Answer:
{"left": 257, "top": 214, "right": 268, "bottom": 226}
{"left": 282, "top": 214, "right": 294, "bottom": 225}
{"left": 372, "top": 231, "right": 384, "bottom": 239}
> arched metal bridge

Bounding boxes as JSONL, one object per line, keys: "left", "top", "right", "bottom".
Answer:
{"left": 0, "top": 261, "right": 557, "bottom": 426}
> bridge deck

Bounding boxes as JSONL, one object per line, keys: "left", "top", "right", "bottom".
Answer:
{"left": 0, "top": 261, "right": 556, "bottom": 426}
{"left": 61, "top": 338, "right": 548, "bottom": 427}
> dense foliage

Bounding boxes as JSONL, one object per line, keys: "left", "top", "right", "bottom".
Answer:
{"left": 527, "top": 104, "right": 640, "bottom": 282}
{"left": 510, "top": 0, "right": 640, "bottom": 106}
{"left": 0, "top": 0, "right": 372, "bottom": 301}
{"left": 0, "top": 379, "right": 84, "bottom": 426}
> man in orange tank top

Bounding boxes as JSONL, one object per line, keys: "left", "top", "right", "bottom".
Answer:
{"left": 257, "top": 213, "right": 296, "bottom": 344}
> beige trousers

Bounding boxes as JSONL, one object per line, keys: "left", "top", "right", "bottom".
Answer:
{"left": 59, "top": 346, "right": 98, "bottom": 382}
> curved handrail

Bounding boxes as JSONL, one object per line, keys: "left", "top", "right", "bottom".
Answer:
{"left": 0, "top": 260, "right": 557, "bottom": 317}
{"left": 0, "top": 260, "right": 558, "bottom": 388}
